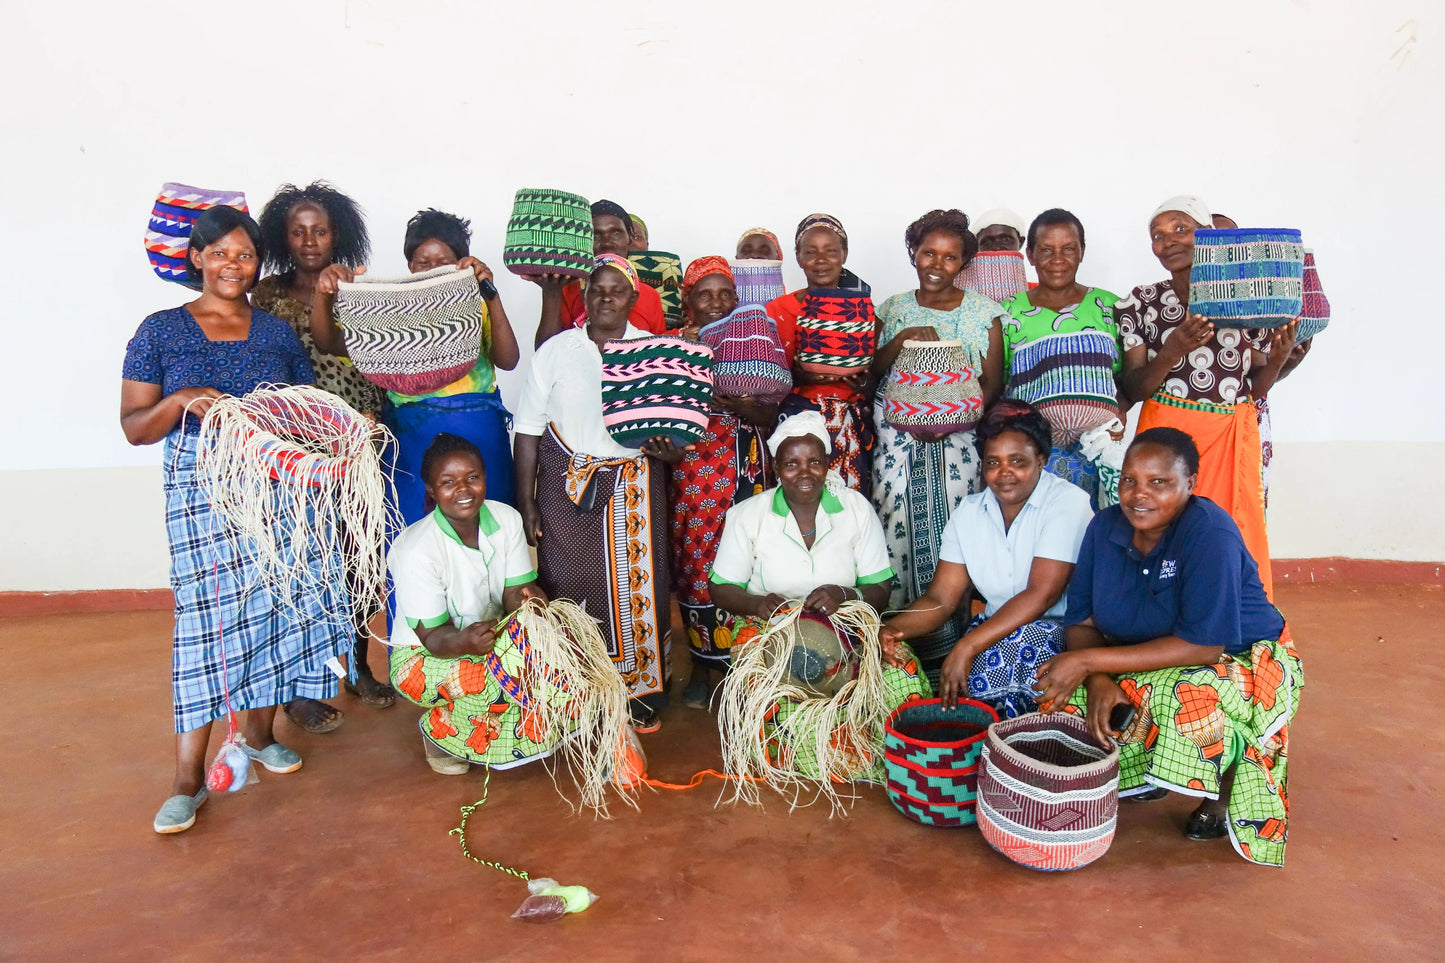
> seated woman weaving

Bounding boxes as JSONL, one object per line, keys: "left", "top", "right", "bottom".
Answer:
{"left": 1032, "top": 427, "right": 1303, "bottom": 868}
{"left": 709, "top": 412, "right": 930, "bottom": 782}
{"left": 881, "top": 401, "right": 1093, "bottom": 713}
{"left": 388, "top": 433, "right": 564, "bottom": 774}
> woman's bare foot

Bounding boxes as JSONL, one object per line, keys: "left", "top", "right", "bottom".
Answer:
{"left": 284, "top": 698, "right": 344, "bottom": 734}
{"left": 344, "top": 671, "right": 397, "bottom": 708}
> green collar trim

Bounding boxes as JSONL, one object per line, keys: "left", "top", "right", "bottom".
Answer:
{"left": 432, "top": 503, "right": 499, "bottom": 548}
{"left": 770, "top": 485, "right": 845, "bottom": 516}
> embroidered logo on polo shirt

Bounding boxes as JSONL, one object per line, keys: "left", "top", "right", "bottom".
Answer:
{"left": 1159, "top": 559, "right": 1177, "bottom": 580}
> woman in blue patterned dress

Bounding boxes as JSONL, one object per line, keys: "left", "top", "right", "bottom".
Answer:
{"left": 870, "top": 209, "right": 1004, "bottom": 679}
{"left": 122, "top": 206, "right": 352, "bottom": 834}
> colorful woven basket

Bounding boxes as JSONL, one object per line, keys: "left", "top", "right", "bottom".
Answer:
{"left": 628, "top": 250, "right": 684, "bottom": 326}
{"left": 144, "top": 182, "right": 249, "bottom": 287}
{"left": 955, "top": 251, "right": 1027, "bottom": 303}
{"left": 730, "top": 258, "right": 786, "bottom": 306}
{"left": 795, "top": 289, "right": 877, "bottom": 376}
{"left": 334, "top": 266, "right": 483, "bottom": 396}
{"left": 883, "top": 340, "right": 983, "bottom": 434}
{"left": 601, "top": 335, "right": 715, "bottom": 448}
{"left": 502, "top": 188, "right": 594, "bottom": 280}
{"left": 1006, "top": 331, "right": 1120, "bottom": 447}
{"left": 1188, "top": 228, "right": 1304, "bottom": 329}
{"left": 977, "top": 712, "right": 1119, "bottom": 872}
{"left": 884, "top": 698, "right": 999, "bottom": 827}
{"left": 698, "top": 305, "right": 792, "bottom": 403}
{"left": 1297, "top": 249, "right": 1330, "bottom": 341}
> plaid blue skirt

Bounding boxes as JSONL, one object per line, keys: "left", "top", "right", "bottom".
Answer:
{"left": 965, "top": 614, "right": 1065, "bottom": 719}
{"left": 165, "top": 431, "right": 351, "bottom": 732}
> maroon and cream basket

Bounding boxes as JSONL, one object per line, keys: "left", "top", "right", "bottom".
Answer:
{"left": 976, "top": 712, "right": 1119, "bottom": 871}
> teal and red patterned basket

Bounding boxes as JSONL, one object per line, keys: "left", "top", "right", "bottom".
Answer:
{"left": 884, "top": 697, "right": 999, "bottom": 827}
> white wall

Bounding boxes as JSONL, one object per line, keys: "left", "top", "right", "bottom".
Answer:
{"left": 2, "top": 0, "right": 1441, "bottom": 588}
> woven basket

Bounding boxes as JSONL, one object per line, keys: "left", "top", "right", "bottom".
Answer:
{"left": 1006, "top": 331, "right": 1120, "bottom": 447}
{"left": 731, "top": 258, "right": 786, "bottom": 306}
{"left": 1297, "top": 249, "right": 1330, "bottom": 341}
{"left": 884, "top": 698, "right": 999, "bottom": 827}
{"left": 1188, "top": 228, "right": 1304, "bottom": 329}
{"left": 977, "top": 712, "right": 1119, "bottom": 871}
{"left": 207, "top": 387, "right": 372, "bottom": 489}
{"left": 795, "top": 289, "right": 877, "bottom": 375}
{"left": 955, "top": 251, "right": 1027, "bottom": 303}
{"left": 502, "top": 188, "right": 594, "bottom": 280}
{"left": 601, "top": 336, "right": 715, "bottom": 448}
{"left": 698, "top": 306, "right": 792, "bottom": 403}
{"left": 628, "top": 250, "right": 684, "bottom": 325}
{"left": 334, "top": 266, "right": 484, "bottom": 396}
{"left": 144, "top": 182, "right": 249, "bottom": 287}
{"left": 883, "top": 340, "right": 983, "bottom": 434}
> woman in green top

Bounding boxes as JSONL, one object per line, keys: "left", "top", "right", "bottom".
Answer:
{"left": 1000, "top": 209, "right": 1125, "bottom": 508}
{"left": 313, "top": 208, "right": 522, "bottom": 520}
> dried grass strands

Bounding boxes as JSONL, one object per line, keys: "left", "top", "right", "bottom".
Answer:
{"left": 192, "top": 384, "right": 399, "bottom": 633}
{"left": 716, "top": 599, "right": 894, "bottom": 815}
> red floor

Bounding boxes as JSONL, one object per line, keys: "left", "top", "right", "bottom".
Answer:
{"left": 2, "top": 582, "right": 1442, "bottom": 959}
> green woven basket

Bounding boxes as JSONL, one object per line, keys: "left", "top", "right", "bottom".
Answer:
{"left": 503, "top": 188, "right": 594, "bottom": 280}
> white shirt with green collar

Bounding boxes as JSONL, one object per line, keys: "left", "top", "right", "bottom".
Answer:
{"left": 387, "top": 501, "right": 537, "bottom": 649}
{"left": 709, "top": 482, "right": 894, "bottom": 599}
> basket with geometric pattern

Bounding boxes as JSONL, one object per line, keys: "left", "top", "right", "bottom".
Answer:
{"left": 884, "top": 698, "right": 999, "bottom": 827}
{"left": 502, "top": 188, "right": 594, "bottom": 280}
{"left": 143, "top": 181, "right": 249, "bottom": 288}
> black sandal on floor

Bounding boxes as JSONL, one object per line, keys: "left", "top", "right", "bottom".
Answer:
{"left": 1125, "top": 786, "right": 1170, "bottom": 803}
{"left": 1183, "top": 808, "right": 1230, "bottom": 840}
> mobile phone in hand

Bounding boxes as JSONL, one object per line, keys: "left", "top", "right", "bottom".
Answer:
{"left": 478, "top": 277, "right": 498, "bottom": 301}
{"left": 1109, "top": 703, "right": 1136, "bottom": 734}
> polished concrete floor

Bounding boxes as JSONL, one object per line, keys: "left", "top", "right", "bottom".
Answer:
{"left": 2, "top": 583, "right": 1442, "bottom": 960}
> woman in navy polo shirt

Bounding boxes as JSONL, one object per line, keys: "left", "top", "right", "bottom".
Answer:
{"left": 1032, "top": 427, "right": 1303, "bottom": 868}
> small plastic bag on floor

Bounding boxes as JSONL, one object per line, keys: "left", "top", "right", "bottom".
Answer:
{"left": 205, "top": 733, "right": 258, "bottom": 792}
{"left": 511, "top": 878, "right": 598, "bottom": 923}
{"left": 610, "top": 725, "right": 648, "bottom": 789}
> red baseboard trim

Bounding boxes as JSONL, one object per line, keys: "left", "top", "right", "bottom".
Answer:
{"left": 0, "top": 589, "right": 174, "bottom": 617}
{"left": 1274, "top": 558, "right": 1444, "bottom": 586}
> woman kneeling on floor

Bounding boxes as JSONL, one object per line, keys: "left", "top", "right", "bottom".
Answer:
{"left": 881, "top": 400, "right": 1094, "bottom": 713}
{"left": 709, "top": 411, "right": 930, "bottom": 782}
{"left": 1032, "top": 427, "right": 1303, "bottom": 867}
{"left": 387, "top": 433, "right": 568, "bottom": 774}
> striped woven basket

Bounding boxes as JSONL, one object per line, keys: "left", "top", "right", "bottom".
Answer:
{"left": 502, "top": 188, "right": 594, "bottom": 280}
{"left": 730, "top": 258, "right": 786, "bottom": 306}
{"left": 628, "top": 250, "right": 685, "bottom": 326}
{"left": 1188, "top": 228, "right": 1304, "bottom": 329}
{"left": 144, "top": 182, "right": 249, "bottom": 287}
{"left": 601, "top": 336, "right": 715, "bottom": 448}
{"left": 1297, "top": 249, "right": 1330, "bottom": 341}
{"left": 699, "top": 305, "right": 792, "bottom": 403}
{"left": 334, "top": 266, "right": 484, "bottom": 395}
{"left": 955, "top": 251, "right": 1027, "bottom": 303}
{"left": 1006, "top": 331, "right": 1120, "bottom": 447}
{"left": 884, "top": 698, "right": 999, "bottom": 827}
{"left": 883, "top": 340, "right": 983, "bottom": 434}
{"left": 977, "top": 712, "right": 1119, "bottom": 871}
{"left": 795, "top": 289, "right": 877, "bottom": 375}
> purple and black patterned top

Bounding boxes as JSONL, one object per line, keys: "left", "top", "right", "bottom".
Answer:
{"left": 122, "top": 305, "right": 314, "bottom": 433}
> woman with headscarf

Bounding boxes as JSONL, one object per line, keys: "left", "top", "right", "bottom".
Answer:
{"left": 513, "top": 254, "right": 688, "bottom": 734}
{"left": 709, "top": 411, "right": 930, "bottom": 783}
{"left": 671, "top": 257, "right": 777, "bottom": 708}
{"left": 1116, "top": 196, "right": 1298, "bottom": 597}
{"left": 765, "top": 213, "right": 876, "bottom": 494}
{"left": 311, "top": 208, "right": 522, "bottom": 518}
{"left": 533, "top": 199, "right": 667, "bottom": 347}
{"left": 736, "top": 227, "right": 783, "bottom": 261}
{"left": 1000, "top": 208, "right": 1124, "bottom": 507}
{"left": 253, "top": 182, "right": 395, "bottom": 728}
{"left": 870, "top": 209, "right": 1004, "bottom": 671}
{"left": 1033, "top": 428, "right": 1301, "bottom": 867}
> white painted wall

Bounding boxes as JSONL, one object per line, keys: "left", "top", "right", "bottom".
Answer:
{"left": 1, "top": 0, "right": 1441, "bottom": 588}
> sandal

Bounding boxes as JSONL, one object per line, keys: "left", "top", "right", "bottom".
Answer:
{"left": 285, "top": 698, "right": 344, "bottom": 734}
{"left": 243, "top": 741, "right": 303, "bottom": 774}
{"left": 153, "top": 788, "right": 209, "bottom": 834}
{"left": 1124, "top": 786, "right": 1170, "bottom": 803}
{"left": 1183, "top": 807, "right": 1230, "bottom": 841}
{"left": 344, "top": 674, "right": 397, "bottom": 709}
{"left": 681, "top": 675, "right": 710, "bottom": 710}
{"left": 423, "top": 734, "right": 469, "bottom": 775}
{"left": 631, "top": 708, "right": 662, "bottom": 735}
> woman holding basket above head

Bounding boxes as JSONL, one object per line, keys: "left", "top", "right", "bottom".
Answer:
{"left": 870, "top": 209, "right": 1004, "bottom": 677}
{"left": 121, "top": 205, "right": 351, "bottom": 834}
{"left": 310, "top": 207, "right": 522, "bottom": 519}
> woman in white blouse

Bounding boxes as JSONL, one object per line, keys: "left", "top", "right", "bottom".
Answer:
{"left": 512, "top": 255, "right": 686, "bottom": 734}
{"left": 882, "top": 400, "right": 1093, "bottom": 715}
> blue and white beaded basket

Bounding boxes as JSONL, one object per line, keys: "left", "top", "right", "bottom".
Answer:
{"left": 1188, "top": 228, "right": 1304, "bottom": 329}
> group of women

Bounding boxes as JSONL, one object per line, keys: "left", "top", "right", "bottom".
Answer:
{"left": 122, "top": 184, "right": 1305, "bottom": 868}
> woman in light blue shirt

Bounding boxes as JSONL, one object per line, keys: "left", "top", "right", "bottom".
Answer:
{"left": 882, "top": 400, "right": 1093, "bottom": 714}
